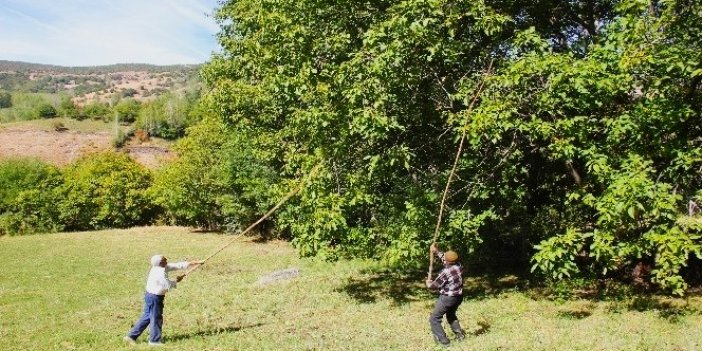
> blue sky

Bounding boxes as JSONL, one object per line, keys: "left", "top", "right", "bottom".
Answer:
{"left": 0, "top": 0, "right": 221, "bottom": 66}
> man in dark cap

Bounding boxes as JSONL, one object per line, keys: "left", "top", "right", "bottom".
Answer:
{"left": 426, "top": 243, "right": 464, "bottom": 346}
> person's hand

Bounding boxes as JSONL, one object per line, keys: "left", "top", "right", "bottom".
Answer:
{"left": 425, "top": 279, "right": 433, "bottom": 288}
{"left": 176, "top": 275, "right": 185, "bottom": 282}
{"left": 430, "top": 243, "right": 437, "bottom": 254}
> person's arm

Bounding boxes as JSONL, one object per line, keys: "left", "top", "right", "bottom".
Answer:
{"left": 430, "top": 243, "right": 445, "bottom": 259}
{"left": 426, "top": 270, "right": 448, "bottom": 289}
{"left": 168, "top": 260, "right": 205, "bottom": 283}
{"left": 166, "top": 260, "right": 205, "bottom": 271}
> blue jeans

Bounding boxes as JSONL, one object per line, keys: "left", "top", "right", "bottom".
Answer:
{"left": 127, "top": 292, "right": 165, "bottom": 343}
{"left": 429, "top": 294, "right": 464, "bottom": 344}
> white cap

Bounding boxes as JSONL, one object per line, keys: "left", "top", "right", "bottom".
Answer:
{"left": 150, "top": 255, "right": 164, "bottom": 267}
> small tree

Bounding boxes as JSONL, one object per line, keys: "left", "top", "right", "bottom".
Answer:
{"left": 114, "top": 99, "right": 141, "bottom": 123}
{"left": 58, "top": 95, "right": 79, "bottom": 119}
{"left": 81, "top": 101, "right": 110, "bottom": 121}
{"left": 35, "top": 103, "right": 57, "bottom": 119}
{"left": 0, "top": 91, "right": 11, "bottom": 108}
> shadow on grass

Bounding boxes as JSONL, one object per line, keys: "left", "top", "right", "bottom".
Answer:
{"left": 339, "top": 267, "right": 524, "bottom": 306}
{"left": 528, "top": 279, "right": 702, "bottom": 322}
{"left": 623, "top": 296, "right": 697, "bottom": 323}
{"left": 339, "top": 268, "right": 429, "bottom": 305}
{"left": 167, "top": 323, "right": 265, "bottom": 342}
{"left": 339, "top": 266, "right": 702, "bottom": 323}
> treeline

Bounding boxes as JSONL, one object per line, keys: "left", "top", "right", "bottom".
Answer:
{"left": 0, "top": 60, "right": 199, "bottom": 74}
{"left": 0, "top": 118, "right": 266, "bottom": 238}
{"left": 0, "top": 70, "right": 197, "bottom": 95}
{"left": 0, "top": 89, "right": 201, "bottom": 140}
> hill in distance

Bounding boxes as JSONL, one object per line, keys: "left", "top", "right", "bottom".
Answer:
{"left": 0, "top": 60, "right": 202, "bottom": 106}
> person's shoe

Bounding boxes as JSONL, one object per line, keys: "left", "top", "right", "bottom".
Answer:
{"left": 123, "top": 336, "right": 136, "bottom": 345}
{"left": 148, "top": 341, "right": 165, "bottom": 346}
{"left": 454, "top": 331, "right": 465, "bottom": 341}
{"left": 433, "top": 335, "right": 451, "bottom": 346}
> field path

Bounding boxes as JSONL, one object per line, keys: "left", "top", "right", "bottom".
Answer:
{"left": 0, "top": 126, "right": 172, "bottom": 167}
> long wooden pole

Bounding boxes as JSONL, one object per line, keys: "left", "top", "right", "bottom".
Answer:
{"left": 428, "top": 62, "right": 493, "bottom": 281}
{"left": 181, "top": 164, "right": 322, "bottom": 278}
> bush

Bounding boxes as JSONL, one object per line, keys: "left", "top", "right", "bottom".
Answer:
{"left": 0, "top": 90, "right": 11, "bottom": 108}
{"left": 57, "top": 151, "right": 155, "bottom": 230}
{"left": 0, "top": 159, "right": 60, "bottom": 212}
{"left": 35, "top": 103, "right": 57, "bottom": 119}
{"left": 0, "top": 159, "right": 63, "bottom": 236}
{"left": 114, "top": 99, "right": 141, "bottom": 123}
{"left": 81, "top": 101, "right": 111, "bottom": 121}
{"left": 57, "top": 95, "right": 79, "bottom": 119}
{"left": 150, "top": 118, "right": 276, "bottom": 230}
{"left": 0, "top": 93, "right": 54, "bottom": 122}
{"left": 135, "top": 92, "right": 200, "bottom": 139}
{"left": 112, "top": 129, "right": 128, "bottom": 148}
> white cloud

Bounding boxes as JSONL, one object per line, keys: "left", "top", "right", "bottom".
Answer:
{"left": 0, "top": 0, "right": 221, "bottom": 66}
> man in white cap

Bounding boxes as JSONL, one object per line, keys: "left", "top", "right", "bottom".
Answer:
{"left": 123, "top": 255, "right": 204, "bottom": 346}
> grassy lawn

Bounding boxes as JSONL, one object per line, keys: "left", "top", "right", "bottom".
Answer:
{"left": 0, "top": 117, "right": 119, "bottom": 133}
{"left": 1, "top": 227, "right": 702, "bottom": 350}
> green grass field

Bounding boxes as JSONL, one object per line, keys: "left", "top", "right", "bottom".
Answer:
{"left": 2, "top": 227, "right": 702, "bottom": 350}
{"left": 0, "top": 117, "right": 118, "bottom": 133}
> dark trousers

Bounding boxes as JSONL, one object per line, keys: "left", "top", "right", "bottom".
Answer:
{"left": 127, "top": 292, "right": 165, "bottom": 343}
{"left": 429, "top": 294, "right": 464, "bottom": 344}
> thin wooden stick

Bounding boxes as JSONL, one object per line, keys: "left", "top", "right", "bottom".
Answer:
{"left": 428, "top": 62, "right": 493, "bottom": 281}
{"left": 181, "top": 164, "right": 322, "bottom": 278}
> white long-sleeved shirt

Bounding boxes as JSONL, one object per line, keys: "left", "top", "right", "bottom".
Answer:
{"left": 145, "top": 261, "right": 190, "bottom": 295}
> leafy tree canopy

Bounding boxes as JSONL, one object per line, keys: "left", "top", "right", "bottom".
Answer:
{"left": 201, "top": 0, "right": 702, "bottom": 293}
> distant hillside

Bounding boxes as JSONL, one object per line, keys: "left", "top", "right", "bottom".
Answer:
{"left": 0, "top": 60, "right": 200, "bottom": 74}
{"left": 0, "top": 60, "right": 202, "bottom": 105}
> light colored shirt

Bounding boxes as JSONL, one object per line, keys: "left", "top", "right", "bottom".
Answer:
{"left": 145, "top": 262, "right": 190, "bottom": 295}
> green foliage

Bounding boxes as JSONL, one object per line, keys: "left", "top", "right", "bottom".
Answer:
{"left": 135, "top": 91, "right": 200, "bottom": 139}
{"left": 113, "top": 99, "right": 141, "bottom": 123}
{"left": 0, "top": 92, "right": 56, "bottom": 122}
{"left": 121, "top": 88, "right": 138, "bottom": 98}
{"left": 532, "top": 228, "right": 586, "bottom": 280}
{"left": 0, "top": 159, "right": 63, "bottom": 236}
{"left": 57, "top": 95, "right": 79, "bottom": 119}
{"left": 0, "top": 158, "right": 60, "bottom": 212}
{"left": 35, "top": 103, "right": 57, "bottom": 119}
{"left": 0, "top": 90, "right": 11, "bottom": 108}
{"left": 80, "top": 101, "right": 111, "bottom": 121}
{"left": 57, "top": 151, "right": 154, "bottom": 230}
{"left": 197, "top": 0, "right": 702, "bottom": 293}
{"left": 150, "top": 118, "right": 277, "bottom": 230}
{"left": 112, "top": 128, "right": 128, "bottom": 148}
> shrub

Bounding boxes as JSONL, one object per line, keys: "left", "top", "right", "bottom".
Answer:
{"left": 0, "top": 90, "right": 11, "bottom": 108}
{"left": 114, "top": 99, "right": 141, "bottom": 123}
{"left": 135, "top": 92, "right": 200, "bottom": 139}
{"left": 0, "top": 159, "right": 63, "bottom": 236}
{"left": 57, "top": 151, "right": 155, "bottom": 230}
{"left": 0, "top": 159, "right": 60, "bottom": 211}
{"left": 35, "top": 103, "right": 57, "bottom": 119}
{"left": 81, "top": 101, "right": 111, "bottom": 121}
{"left": 121, "top": 88, "right": 138, "bottom": 98}
{"left": 57, "top": 95, "right": 79, "bottom": 119}
{"left": 150, "top": 118, "right": 276, "bottom": 230}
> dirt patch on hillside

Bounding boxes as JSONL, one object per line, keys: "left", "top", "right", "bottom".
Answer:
{"left": 0, "top": 127, "right": 173, "bottom": 168}
{"left": 122, "top": 144, "right": 174, "bottom": 168}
